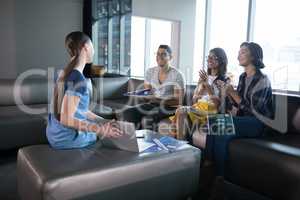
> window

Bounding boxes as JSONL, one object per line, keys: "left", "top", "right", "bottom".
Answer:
{"left": 202, "top": 0, "right": 249, "bottom": 85}
{"left": 192, "top": 0, "right": 300, "bottom": 93}
{"left": 130, "top": 17, "right": 145, "bottom": 77}
{"left": 148, "top": 19, "right": 172, "bottom": 70}
{"left": 193, "top": 0, "right": 206, "bottom": 82}
{"left": 253, "top": 0, "right": 300, "bottom": 91}
{"left": 130, "top": 0, "right": 300, "bottom": 93}
{"left": 130, "top": 16, "right": 176, "bottom": 77}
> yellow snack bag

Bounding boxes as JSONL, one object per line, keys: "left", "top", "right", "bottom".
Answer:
{"left": 170, "top": 98, "right": 217, "bottom": 125}
{"left": 188, "top": 99, "right": 218, "bottom": 126}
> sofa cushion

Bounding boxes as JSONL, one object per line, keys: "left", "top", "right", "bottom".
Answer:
{"left": 226, "top": 136, "right": 300, "bottom": 200}
{"left": 91, "top": 77, "right": 130, "bottom": 101}
{"left": 17, "top": 143, "right": 201, "bottom": 200}
{"left": 0, "top": 78, "right": 50, "bottom": 150}
{"left": 90, "top": 77, "right": 143, "bottom": 119}
{"left": 0, "top": 104, "right": 48, "bottom": 118}
{"left": 0, "top": 79, "right": 49, "bottom": 106}
{"left": 0, "top": 115, "right": 47, "bottom": 150}
{"left": 90, "top": 99, "right": 133, "bottom": 119}
{"left": 0, "top": 104, "right": 48, "bottom": 150}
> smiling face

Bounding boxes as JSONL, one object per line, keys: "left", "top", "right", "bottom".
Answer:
{"left": 238, "top": 46, "right": 252, "bottom": 67}
{"left": 207, "top": 52, "right": 219, "bottom": 70}
{"left": 156, "top": 48, "right": 171, "bottom": 67}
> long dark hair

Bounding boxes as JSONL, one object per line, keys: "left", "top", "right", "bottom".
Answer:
{"left": 207, "top": 47, "right": 228, "bottom": 77}
{"left": 53, "top": 31, "right": 91, "bottom": 120}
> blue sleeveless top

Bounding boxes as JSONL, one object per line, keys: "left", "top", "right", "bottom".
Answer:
{"left": 46, "top": 69, "right": 97, "bottom": 149}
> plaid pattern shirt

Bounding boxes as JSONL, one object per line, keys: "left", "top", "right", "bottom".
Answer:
{"left": 236, "top": 71, "right": 274, "bottom": 119}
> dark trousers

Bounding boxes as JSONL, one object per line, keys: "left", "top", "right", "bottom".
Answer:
{"left": 119, "top": 103, "right": 176, "bottom": 130}
{"left": 204, "top": 116, "right": 265, "bottom": 176}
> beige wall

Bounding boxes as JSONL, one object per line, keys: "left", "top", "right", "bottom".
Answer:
{"left": 0, "top": 0, "right": 83, "bottom": 79}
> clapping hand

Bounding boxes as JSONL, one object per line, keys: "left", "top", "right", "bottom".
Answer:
{"left": 198, "top": 70, "right": 208, "bottom": 83}
{"left": 216, "top": 80, "right": 235, "bottom": 96}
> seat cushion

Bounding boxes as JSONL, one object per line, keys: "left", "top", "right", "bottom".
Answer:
{"left": 91, "top": 77, "right": 130, "bottom": 100}
{"left": 0, "top": 104, "right": 48, "bottom": 150}
{"left": 226, "top": 136, "right": 300, "bottom": 200}
{"left": 17, "top": 143, "right": 201, "bottom": 200}
{"left": 91, "top": 99, "right": 133, "bottom": 119}
{"left": 102, "top": 98, "right": 133, "bottom": 110}
{"left": 0, "top": 104, "right": 48, "bottom": 118}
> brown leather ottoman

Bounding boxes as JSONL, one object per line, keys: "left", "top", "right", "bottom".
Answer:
{"left": 17, "top": 142, "right": 201, "bottom": 200}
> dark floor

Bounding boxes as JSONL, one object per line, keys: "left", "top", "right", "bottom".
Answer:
{"left": 0, "top": 150, "right": 19, "bottom": 200}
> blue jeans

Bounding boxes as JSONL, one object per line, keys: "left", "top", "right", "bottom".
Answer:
{"left": 205, "top": 116, "right": 265, "bottom": 176}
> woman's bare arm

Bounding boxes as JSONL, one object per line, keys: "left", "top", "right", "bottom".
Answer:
{"left": 86, "top": 111, "right": 107, "bottom": 124}
{"left": 60, "top": 95, "right": 122, "bottom": 138}
{"left": 60, "top": 95, "right": 100, "bottom": 132}
{"left": 227, "top": 86, "right": 242, "bottom": 105}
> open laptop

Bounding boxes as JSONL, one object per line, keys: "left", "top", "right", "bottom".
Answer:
{"left": 101, "top": 121, "right": 155, "bottom": 153}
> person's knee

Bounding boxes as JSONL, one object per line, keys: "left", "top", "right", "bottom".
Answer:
{"left": 192, "top": 130, "right": 207, "bottom": 148}
{"left": 176, "top": 106, "right": 189, "bottom": 114}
